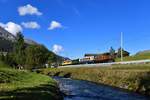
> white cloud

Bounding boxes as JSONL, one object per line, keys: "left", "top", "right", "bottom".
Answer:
{"left": 21, "top": 22, "right": 40, "bottom": 29}
{"left": 48, "top": 21, "right": 62, "bottom": 30}
{"left": 18, "top": 4, "right": 42, "bottom": 16}
{"left": 52, "top": 44, "right": 64, "bottom": 54}
{"left": 0, "top": 22, "right": 22, "bottom": 36}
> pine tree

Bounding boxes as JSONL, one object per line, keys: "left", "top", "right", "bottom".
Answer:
{"left": 13, "top": 33, "right": 25, "bottom": 67}
{"left": 117, "top": 47, "right": 130, "bottom": 58}
{"left": 25, "top": 45, "right": 50, "bottom": 69}
{"left": 109, "top": 47, "right": 115, "bottom": 58}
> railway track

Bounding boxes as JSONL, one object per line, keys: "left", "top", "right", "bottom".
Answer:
{"left": 59, "top": 59, "right": 150, "bottom": 68}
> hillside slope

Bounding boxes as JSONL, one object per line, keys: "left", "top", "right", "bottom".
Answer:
{"left": 0, "top": 62, "right": 63, "bottom": 100}
{"left": 115, "top": 50, "right": 150, "bottom": 62}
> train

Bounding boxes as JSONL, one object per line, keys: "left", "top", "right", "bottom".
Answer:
{"left": 62, "top": 53, "right": 115, "bottom": 66}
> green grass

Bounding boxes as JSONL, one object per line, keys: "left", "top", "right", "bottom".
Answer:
{"left": 38, "top": 64, "right": 150, "bottom": 96}
{"left": 0, "top": 61, "right": 63, "bottom": 100}
{"left": 115, "top": 52, "right": 150, "bottom": 62}
{"left": 0, "top": 61, "right": 10, "bottom": 68}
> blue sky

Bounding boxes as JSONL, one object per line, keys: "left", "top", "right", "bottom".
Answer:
{"left": 0, "top": 0, "right": 150, "bottom": 59}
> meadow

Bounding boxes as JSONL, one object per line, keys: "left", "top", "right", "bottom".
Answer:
{"left": 115, "top": 51, "right": 150, "bottom": 62}
{"left": 0, "top": 61, "right": 63, "bottom": 100}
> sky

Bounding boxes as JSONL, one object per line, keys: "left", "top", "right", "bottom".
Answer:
{"left": 0, "top": 0, "right": 150, "bottom": 59}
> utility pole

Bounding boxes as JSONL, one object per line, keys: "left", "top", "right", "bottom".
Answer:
{"left": 121, "top": 32, "right": 123, "bottom": 61}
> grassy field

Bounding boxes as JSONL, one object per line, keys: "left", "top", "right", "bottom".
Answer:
{"left": 115, "top": 52, "right": 150, "bottom": 62}
{"left": 38, "top": 64, "right": 150, "bottom": 96}
{"left": 0, "top": 61, "right": 63, "bottom": 100}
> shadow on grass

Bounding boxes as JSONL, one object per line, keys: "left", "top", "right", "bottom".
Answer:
{"left": 54, "top": 72, "right": 62, "bottom": 76}
{"left": 53, "top": 71, "right": 71, "bottom": 78}
{"left": 0, "top": 84, "right": 63, "bottom": 100}
{"left": 63, "top": 73, "right": 71, "bottom": 78}
{"left": 137, "top": 72, "right": 150, "bottom": 95}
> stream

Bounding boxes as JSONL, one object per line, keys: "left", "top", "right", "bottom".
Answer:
{"left": 53, "top": 77, "right": 149, "bottom": 100}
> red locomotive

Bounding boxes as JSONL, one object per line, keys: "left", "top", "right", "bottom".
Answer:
{"left": 94, "top": 53, "right": 114, "bottom": 63}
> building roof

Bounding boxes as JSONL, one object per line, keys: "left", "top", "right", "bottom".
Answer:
{"left": 84, "top": 54, "right": 100, "bottom": 57}
{"left": 85, "top": 52, "right": 110, "bottom": 57}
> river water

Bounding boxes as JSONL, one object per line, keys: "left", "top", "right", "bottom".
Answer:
{"left": 53, "top": 77, "right": 149, "bottom": 100}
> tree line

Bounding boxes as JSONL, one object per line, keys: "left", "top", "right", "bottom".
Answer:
{"left": 0, "top": 33, "right": 60, "bottom": 69}
{"left": 109, "top": 47, "right": 130, "bottom": 59}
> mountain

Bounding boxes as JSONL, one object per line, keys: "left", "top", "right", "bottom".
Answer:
{"left": 0, "top": 26, "right": 16, "bottom": 42}
{"left": 0, "top": 26, "right": 38, "bottom": 52}
{"left": 0, "top": 37, "right": 14, "bottom": 52}
{"left": 0, "top": 26, "right": 38, "bottom": 44}
{"left": 24, "top": 38, "right": 39, "bottom": 45}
